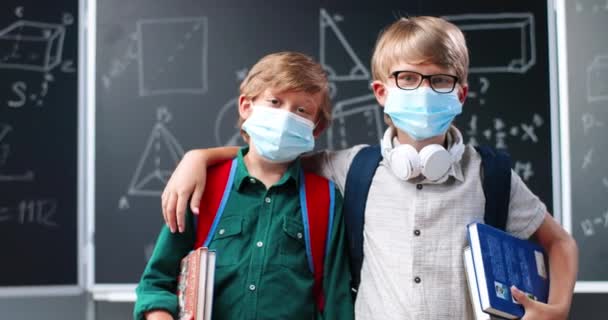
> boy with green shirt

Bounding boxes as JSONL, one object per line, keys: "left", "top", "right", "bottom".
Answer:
{"left": 134, "top": 52, "right": 353, "bottom": 320}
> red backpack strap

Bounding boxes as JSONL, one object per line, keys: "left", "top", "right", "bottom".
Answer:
{"left": 194, "top": 159, "right": 237, "bottom": 249}
{"left": 300, "top": 171, "right": 335, "bottom": 312}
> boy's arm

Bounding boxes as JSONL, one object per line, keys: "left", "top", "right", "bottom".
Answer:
{"left": 164, "top": 145, "right": 365, "bottom": 233}
{"left": 505, "top": 172, "right": 578, "bottom": 320}
{"left": 319, "top": 189, "right": 355, "bottom": 320}
{"left": 162, "top": 147, "right": 239, "bottom": 233}
{"left": 510, "top": 213, "right": 578, "bottom": 320}
{"left": 301, "top": 144, "right": 367, "bottom": 195}
{"left": 134, "top": 212, "right": 196, "bottom": 320}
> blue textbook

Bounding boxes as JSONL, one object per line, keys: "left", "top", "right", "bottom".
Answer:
{"left": 466, "top": 222, "right": 550, "bottom": 319}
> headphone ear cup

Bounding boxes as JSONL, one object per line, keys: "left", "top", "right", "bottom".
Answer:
{"left": 402, "top": 144, "right": 421, "bottom": 179}
{"left": 386, "top": 144, "right": 420, "bottom": 180}
{"left": 419, "top": 144, "right": 452, "bottom": 181}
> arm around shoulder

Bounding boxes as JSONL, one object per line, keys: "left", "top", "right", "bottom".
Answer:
{"left": 301, "top": 145, "right": 367, "bottom": 194}
{"left": 162, "top": 146, "right": 239, "bottom": 232}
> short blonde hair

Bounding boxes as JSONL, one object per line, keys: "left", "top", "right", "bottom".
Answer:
{"left": 371, "top": 16, "right": 469, "bottom": 85}
{"left": 238, "top": 51, "right": 332, "bottom": 134}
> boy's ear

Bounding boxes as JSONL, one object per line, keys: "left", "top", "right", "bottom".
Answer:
{"left": 371, "top": 80, "right": 388, "bottom": 107}
{"left": 457, "top": 85, "right": 468, "bottom": 104}
{"left": 238, "top": 95, "right": 253, "bottom": 120}
{"left": 313, "top": 121, "right": 326, "bottom": 138}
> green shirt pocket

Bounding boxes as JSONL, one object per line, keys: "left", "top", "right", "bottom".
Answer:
{"left": 280, "top": 216, "right": 310, "bottom": 273}
{"left": 210, "top": 216, "right": 243, "bottom": 267}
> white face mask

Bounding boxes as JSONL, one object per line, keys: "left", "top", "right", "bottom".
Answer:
{"left": 242, "top": 106, "right": 315, "bottom": 163}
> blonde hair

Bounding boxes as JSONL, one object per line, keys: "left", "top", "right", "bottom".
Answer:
{"left": 371, "top": 16, "right": 469, "bottom": 85}
{"left": 238, "top": 51, "right": 331, "bottom": 134}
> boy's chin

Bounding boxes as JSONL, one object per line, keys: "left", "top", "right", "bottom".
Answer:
{"left": 394, "top": 127, "right": 449, "bottom": 145}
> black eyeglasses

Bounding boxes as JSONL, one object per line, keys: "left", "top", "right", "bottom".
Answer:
{"left": 390, "top": 70, "right": 459, "bottom": 93}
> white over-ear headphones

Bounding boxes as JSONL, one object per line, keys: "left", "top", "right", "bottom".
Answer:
{"left": 380, "top": 127, "right": 465, "bottom": 181}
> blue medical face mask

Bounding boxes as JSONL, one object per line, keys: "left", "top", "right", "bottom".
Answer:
{"left": 383, "top": 86, "right": 463, "bottom": 141}
{"left": 242, "top": 106, "right": 315, "bottom": 163}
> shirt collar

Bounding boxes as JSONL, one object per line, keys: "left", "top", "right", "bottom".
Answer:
{"left": 234, "top": 147, "right": 301, "bottom": 191}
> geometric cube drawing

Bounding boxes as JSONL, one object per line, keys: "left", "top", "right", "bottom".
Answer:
{"left": 137, "top": 17, "right": 208, "bottom": 96}
{"left": 319, "top": 9, "right": 370, "bottom": 81}
{"left": 0, "top": 20, "right": 65, "bottom": 72}
{"left": 327, "top": 93, "right": 384, "bottom": 150}
{"left": 587, "top": 55, "right": 608, "bottom": 103}
{"left": 443, "top": 13, "right": 536, "bottom": 74}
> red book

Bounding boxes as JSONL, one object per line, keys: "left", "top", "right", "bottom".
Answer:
{"left": 176, "top": 247, "right": 216, "bottom": 320}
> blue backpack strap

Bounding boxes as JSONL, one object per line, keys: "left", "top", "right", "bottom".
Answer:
{"left": 475, "top": 145, "right": 512, "bottom": 231}
{"left": 192, "top": 159, "right": 237, "bottom": 248}
{"left": 343, "top": 145, "right": 383, "bottom": 296}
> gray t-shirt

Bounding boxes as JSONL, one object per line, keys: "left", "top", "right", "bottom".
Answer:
{"left": 306, "top": 126, "right": 547, "bottom": 320}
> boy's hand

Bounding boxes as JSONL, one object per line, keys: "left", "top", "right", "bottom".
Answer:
{"left": 144, "top": 310, "right": 174, "bottom": 320}
{"left": 511, "top": 286, "right": 568, "bottom": 320}
{"left": 161, "top": 150, "right": 208, "bottom": 233}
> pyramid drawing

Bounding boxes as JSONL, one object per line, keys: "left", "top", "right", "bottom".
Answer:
{"left": 128, "top": 123, "right": 184, "bottom": 196}
{"left": 319, "top": 9, "right": 370, "bottom": 81}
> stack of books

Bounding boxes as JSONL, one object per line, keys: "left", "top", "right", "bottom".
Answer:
{"left": 177, "top": 247, "right": 216, "bottom": 320}
{"left": 464, "top": 222, "right": 550, "bottom": 320}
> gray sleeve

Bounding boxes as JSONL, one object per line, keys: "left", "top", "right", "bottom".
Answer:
{"left": 301, "top": 145, "right": 367, "bottom": 194}
{"left": 505, "top": 169, "right": 548, "bottom": 239}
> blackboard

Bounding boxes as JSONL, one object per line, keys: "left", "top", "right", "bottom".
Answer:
{"left": 0, "top": 0, "right": 79, "bottom": 292}
{"left": 563, "top": 0, "right": 608, "bottom": 286}
{"left": 94, "top": 0, "right": 555, "bottom": 286}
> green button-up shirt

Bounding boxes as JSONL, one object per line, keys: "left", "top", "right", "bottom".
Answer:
{"left": 134, "top": 148, "right": 353, "bottom": 320}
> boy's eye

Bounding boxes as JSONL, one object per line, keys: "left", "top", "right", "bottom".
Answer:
{"left": 296, "top": 106, "right": 309, "bottom": 114}
{"left": 268, "top": 99, "right": 279, "bottom": 105}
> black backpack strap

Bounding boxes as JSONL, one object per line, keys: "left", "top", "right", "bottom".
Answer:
{"left": 343, "top": 145, "right": 383, "bottom": 297}
{"left": 475, "top": 145, "right": 512, "bottom": 231}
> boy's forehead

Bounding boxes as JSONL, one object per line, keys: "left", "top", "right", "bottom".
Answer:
{"left": 390, "top": 60, "right": 454, "bottom": 75}
{"left": 262, "top": 88, "right": 321, "bottom": 103}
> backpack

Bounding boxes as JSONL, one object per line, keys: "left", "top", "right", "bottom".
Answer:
{"left": 343, "top": 145, "right": 511, "bottom": 297}
{"left": 192, "top": 158, "right": 336, "bottom": 312}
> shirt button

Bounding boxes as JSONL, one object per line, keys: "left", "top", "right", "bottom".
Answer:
{"left": 416, "top": 184, "right": 423, "bottom": 190}
{"left": 256, "top": 241, "right": 264, "bottom": 248}
{"left": 218, "top": 229, "right": 225, "bottom": 235}
{"left": 264, "top": 197, "right": 271, "bottom": 203}
{"left": 249, "top": 178, "right": 256, "bottom": 183}
{"left": 414, "top": 229, "right": 421, "bottom": 236}
{"left": 249, "top": 284, "right": 256, "bottom": 291}
{"left": 297, "top": 232, "right": 303, "bottom": 239}
{"left": 414, "top": 276, "right": 421, "bottom": 283}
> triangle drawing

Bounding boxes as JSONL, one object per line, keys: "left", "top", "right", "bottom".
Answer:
{"left": 128, "top": 123, "right": 184, "bottom": 196}
{"left": 319, "top": 9, "right": 370, "bottom": 81}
